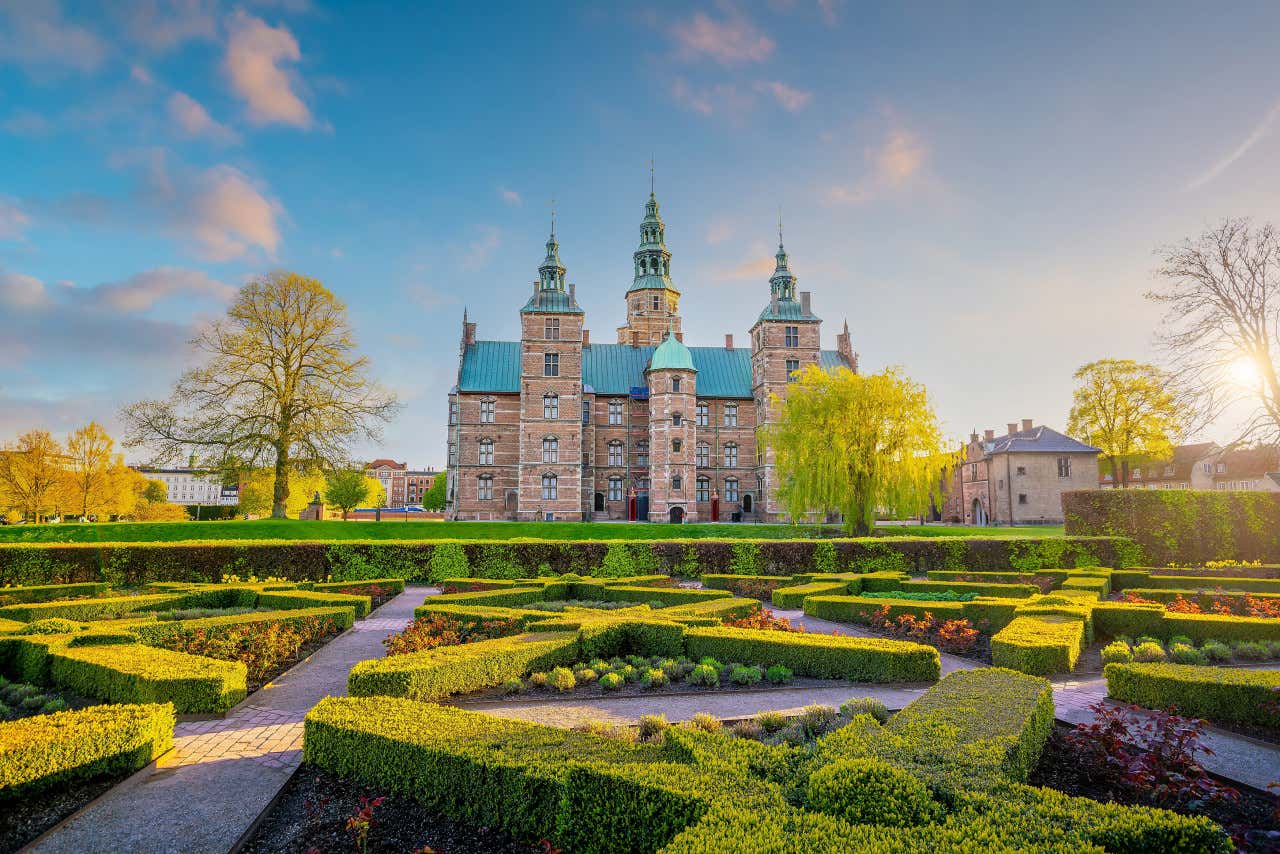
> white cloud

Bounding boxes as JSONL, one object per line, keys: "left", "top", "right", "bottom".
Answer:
{"left": 82, "top": 267, "right": 235, "bottom": 312}
{"left": 117, "top": 0, "right": 218, "bottom": 52}
{"left": 672, "top": 77, "right": 754, "bottom": 117}
{"left": 167, "top": 91, "right": 240, "bottom": 144}
{"left": 755, "top": 80, "right": 812, "bottom": 112}
{"left": 672, "top": 8, "right": 774, "bottom": 65}
{"left": 826, "top": 124, "right": 927, "bottom": 205}
{"left": 498, "top": 186, "right": 522, "bottom": 206}
{"left": 1186, "top": 101, "right": 1280, "bottom": 190}
{"left": 0, "top": 270, "right": 47, "bottom": 307}
{"left": 0, "top": 0, "right": 109, "bottom": 75}
{"left": 458, "top": 226, "right": 501, "bottom": 271}
{"left": 0, "top": 196, "right": 29, "bottom": 239}
{"left": 223, "top": 9, "right": 313, "bottom": 128}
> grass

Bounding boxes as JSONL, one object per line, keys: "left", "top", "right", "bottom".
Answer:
{"left": 0, "top": 519, "right": 1065, "bottom": 544}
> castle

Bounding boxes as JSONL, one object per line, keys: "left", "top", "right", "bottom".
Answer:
{"left": 445, "top": 189, "right": 857, "bottom": 522}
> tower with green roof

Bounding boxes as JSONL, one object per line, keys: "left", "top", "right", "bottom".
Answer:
{"left": 645, "top": 323, "right": 697, "bottom": 522}
{"left": 617, "top": 187, "right": 681, "bottom": 345}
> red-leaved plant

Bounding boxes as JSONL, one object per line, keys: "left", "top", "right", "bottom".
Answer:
{"left": 383, "top": 614, "right": 523, "bottom": 656}
{"left": 724, "top": 609, "right": 803, "bottom": 632}
{"left": 346, "top": 795, "right": 386, "bottom": 854}
{"left": 868, "top": 605, "right": 980, "bottom": 654}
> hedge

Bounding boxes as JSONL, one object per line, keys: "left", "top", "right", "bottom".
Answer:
{"left": 900, "top": 580, "right": 1039, "bottom": 599}
{"left": 311, "top": 578, "right": 405, "bottom": 596}
{"left": 425, "top": 587, "right": 547, "bottom": 608}
{"left": 803, "top": 595, "right": 966, "bottom": 625}
{"left": 1064, "top": 488, "right": 1280, "bottom": 565}
{"left": 1091, "top": 602, "right": 1280, "bottom": 643}
{"left": 770, "top": 581, "right": 853, "bottom": 610}
{"left": 599, "top": 586, "right": 730, "bottom": 607}
{"left": 253, "top": 589, "right": 372, "bottom": 618}
{"left": 127, "top": 606, "right": 356, "bottom": 646}
{"left": 47, "top": 643, "right": 247, "bottom": 713}
{"left": 347, "top": 631, "right": 579, "bottom": 701}
{"left": 662, "top": 597, "right": 760, "bottom": 623}
{"left": 1104, "top": 662, "right": 1280, "bottom": 728}
{"left": 990, "top": 616, "right": 1084, "bottom": 676}
{"left": 1137, "top": 574, "right": 1280, "bottom": 594}
{"left": 682, "top": 626, "right": 940, "bottom": 682}
{"left": 0, "top": 702, "right": 175, "bottom": 799}
{"left": 0, "top": 592, "right": 184, "bottom": 623}
{"left": 925, "top": 570, "right": 1071, "bottom": 586}
{"left": 0, "top": 535, "right": 1136, "bottom": 586}
{"left": 1121, "top": 587, "right": 1280, "bottom": 605}
{"left": 0, "top": 582, "right": 108, "bottom": 606}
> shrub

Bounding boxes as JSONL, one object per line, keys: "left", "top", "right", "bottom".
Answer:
{"left": 637, "top": 714, "right": 668, "bottom": 742}
{"left": 771, "top": 581, "right": 850, "bottom": 610}
{"left": 1168, "top": 643, "right": 1207, "bottom": 665}
{"left": 989, "top": 616, "right": 1084, "bottom": 676}
{"left": 797, "top": 704, "right": 838, "bottom": 738}
{"left": 688, "top": 712, "right": 721, "bottom": 733}
{"left": 574, "top": 667, "right": 598, "bottom": 683}
{"left": 806, "top": 757, "right": 940, "bottom": 827}
{"left": 428, "top": 543, "right": 469, "bottom": 583}
{"left": 730, "top": 719, "right": 762, "bottom": 740}
{"left": 1231, "top": 641, "right": 1270, "bottom": 661}
{"left": 686, "top": 664, "right": 719, "bottom": 687}
{"left": 1100, "top": 641, "right": 1133, "bottom": 664}
{"left": 149, "top": 613, "right": 343, "bottom": 680}
{"left": 501, "top": 678, "right": 523, "bottom": 694}
{"left": 383, "top": 614, "right": 523, "bottom": 656}
{"left": 684, "top": 627, "right": 940, "bottom": 683}
{"left": 1132, "top": 641, "right": 1167, "bottom": 663}
{"left": 729, "top": 665, "right": 762, "bottom": 686}
{"left": 1105, "top": 663, "right": 1280, "bottom": 728}
{"left": 599, "top": 672, "right": 624, "bottom": 690}
{"left": 765, "top": 665, "right": 793, "bottom": 684}
{"left": 16, "top": 618, "right": 84, "bottom": 635}
{"left": 756, "top": 710, "right": 788, "bottom": 732}
{"left": 47, "top": 643, "right": 247, "bottom": 713}
{"left": 641, "top": 668, "right": 669, "bottom": 688}
{"left": 839, "top": 697, "right": 889, "bottom": 724}
{"left": 599, "top": 544, "right": 636, "bottom": 579}
{"left": 1201, "top": 641, "right": 1231, "bottom": 663}
{"left": 1136, "top": 635, "right": 1163, "bottom": 647}
{"left": 549, "top": 666, "right": 576, "bottom": 692}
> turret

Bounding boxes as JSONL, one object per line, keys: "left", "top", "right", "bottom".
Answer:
{"left": 645, "top": 324, "right": 697, "bottom": 523}
{"left": 618, "top": 178, "right": 682, "bottom": 344}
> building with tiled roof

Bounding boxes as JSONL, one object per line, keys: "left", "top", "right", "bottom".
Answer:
{"left": 1094, "top": 442, "right": 1280, "bottom": 492}
{"left": 445, "top": 191, "right": 857, "bottom": 522}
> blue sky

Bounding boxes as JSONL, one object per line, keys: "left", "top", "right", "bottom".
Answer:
{"left": 2, "top": 1, "right": 1279, "bottom": 467}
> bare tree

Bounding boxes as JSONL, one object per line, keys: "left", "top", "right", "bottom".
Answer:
{"left": 1149, "top": 218, "right": 1280, "bottom": 444}
{"left": 123, "top": 272, "right": 399, "bottom": 518}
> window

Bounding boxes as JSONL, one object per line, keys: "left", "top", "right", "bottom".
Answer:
{"left": 651, "top": 294, "right": 661, "bottom": 311}
{"left": 722, "top": 403, "right": 738, "bottom": 426}
{"left": 672, "top": 475, "right": 682, "bottom": 491}
{"left": 724, "top": 443, "right": 738, "bottom": 467}
{"left": 636, "top": 441, "right": 649, "bottom": 467}
{"left": 608, "top": 441, "right": 624, "bottom": 467}
{"left": 448, "top": 445, "right": 458, "bottom": 466}
{"left": 542, "top": 436, "right": 558, "bottom": 463}
{"left": 1057, "top": 457, "right": 1072, "bottom": 478}
{"left": 478, "top": 439, "right": 494, "bottom": 465}
{"left": 696, "top": 402, "right": 709, "bottom": 426}
{"left": 725, "top": 478, "right": 739, "bottom": 502}
{"left": 608, "top": 399, "right": 624, "bottom": 425}
{"left": 480, "top": 399, "right": 495, "bottom": 423}
{"left": 696, "top": 442, "right": 710, "bottom": 467}
{"left": 969, "top": 463, "right": 977, "bottom": 480}
{"left": 544, "top": 352, "right": 559, "bottom": 376}
{"left": 785, "top": 359, "right": 800, "bottom": 380}
{"left": 696, "top": 477, "right": 710, "bottom": 501}
{"left": 1202, "top": 462, "right": 1212, "bottom": 474}
{"left": 544, "top": 317, "right": 560, "bottom": 340}
{"left": 448, "top": 400, "right": 458, "bottom": 425}
{"left": 543, "top": 393, "right": 558, "bottom": 419}
{"left": 541, "top": 473, "right": 558, "bottom": 499}
{"left": 671, "top": 376, "right": 681, "bottom": 393}
{"left": 582, "top": 399, "right": 590, "bottom": 423}
{"left": 672, "top": 412, "right": 682, "bottom": 426}
{"left": 1018, "top": 493, "right": 1028, "bottom": 505}
{"left": 477, "top": 476, "right": 493, "bottom": 500}
{"left": 784, "top": 325, "right": 799, "bottom": 347}
{"left": 638, "top": 477, "right": 650, "bottom": 494}
{"left": 1216, "top": 462, "right": 1227, "bottom": 473}
{"left": 608, "top": 477, "right": 623, "bottom": 501}
{"left": 1164, "top": 466, "right": 1174, "bottom": 476}
{"left": 1016, "top": 466, "right": 1026, "bottom": 476}
{"left": 672, "top": 439, "right": 682, "bottom": 453}
{"left": 1132, "top": 468, "right": 1142, "bottom": 480}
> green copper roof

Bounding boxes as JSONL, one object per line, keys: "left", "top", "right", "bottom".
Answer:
{"left": 627, "top": 274, "right": 678, "bottom": 294}
{"left": 757, "top": 298, "right": 820, "bottom": 322}
{"left": 521, "top": 289, "right": 584, "bottom": 314}
{"left": 647, "top": 331, "right": 695, "bottom": 372}
{"left": 459, "top": 341, "right": 853, "bottom": 398}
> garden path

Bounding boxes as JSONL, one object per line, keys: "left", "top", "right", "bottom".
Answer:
{"left": 25, "top": 585, "right": 431, "bottom": 854}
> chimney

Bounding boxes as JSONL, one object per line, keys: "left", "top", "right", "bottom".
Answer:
{"left": 582, "top": 328, "right": 590, "bottom": 346}
{"left": 1021, "top": 418, "right": 1033, "bottom": 432}
{"left": 1007, "top": 423, "right": 1018, "bottom": 436}
{"left": 984, "top": 429, "right": 995, "bottom": 442}
{"left": 725, "top": 333, "right": 734, "bottom": 350}
{"left": 464, "top": 321, "right": 476, "bottom": 347}
{"left": 533, "top": 280, "right": 539, "bottom": 294}
{"left": 569, "top": 283, "right": 576, "bottom": 300}
{"left": 630, "top": 330, "right": 639, "bottom": 347}
{"left": 800, "top": 291, "right": 812, "bottom": 314}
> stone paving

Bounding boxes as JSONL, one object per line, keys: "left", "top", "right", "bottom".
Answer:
{"left": 27, "top": 586, "right": 429, "bottom": 854}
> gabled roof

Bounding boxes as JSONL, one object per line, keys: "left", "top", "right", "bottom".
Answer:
{"left": 458, "top": 340, "right": 855, "bottom": 399}
{"left": 1211, "top": 445, "right": 1280, "bottom": 478}
{"left": 988, "top": 426, "right": 1099, "bottom": 455}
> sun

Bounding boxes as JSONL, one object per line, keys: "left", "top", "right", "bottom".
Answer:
{"left": 1227, "top": 354, "right": 1262, "bottom": 387}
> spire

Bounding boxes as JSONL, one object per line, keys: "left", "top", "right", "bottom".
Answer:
{"left": 769, "top": 214, "right": 796, "bottom": 301}
{"left": 628, "top": 177, "right": 678, "bottom": 295}
{"left": 538, "top": 206, "right": 565, "bottom": 291}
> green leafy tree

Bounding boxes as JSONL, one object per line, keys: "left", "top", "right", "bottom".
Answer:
{"left": 422, "top": 470, "right": 447, "bottom": 510}
{"left": 1066, "top": 359, "right": 1182, "bottom": 488}
{"left": 324, "top": 469, "right": 371, "bottom": 520}
{"left": 123, "top": 272, "right": 399, "bottom": 518}
{"left": 765, "top": 365, "right": 955, "bottom": 537}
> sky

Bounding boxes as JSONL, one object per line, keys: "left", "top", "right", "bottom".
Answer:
{"left": 2, "top": 0, "right": 1279, "bottom": 469}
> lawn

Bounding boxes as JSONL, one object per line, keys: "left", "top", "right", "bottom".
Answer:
{"left": 0, "top": 519, "right": 1065, "bottom": 544}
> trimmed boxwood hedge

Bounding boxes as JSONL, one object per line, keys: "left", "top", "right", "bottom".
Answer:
{"left": 310, "top": 578, "right": 405, "bottom": 596}
{"left": 0, "top": 582, "right": 108, "bottom": 606}
{"left": 0, "top": 592, "right": 184, "bottom": 623}
{"left": 771, "top": 581, "right": 853, "bottom": 610}
{"left": 127, "top": 606, "right": 356, "bottom": 646}
{"left": 254, "top": 589, "right": 372, "bottom": 618}
{"left": 1104, "top": 662, "right": 1280, "bottom": 728}
{"left": 900, "top": 580, "right": 1038, "bottom": 599}
{"left": 0, "top": 702, "right": 175, "bottom": 799}
{"left": 803, "top": 595, "right": 966, "bottom": 625}
{"left": 990, "top": 616, "right": 1084, "bottom": 676}
{"left": 48, "top": 642, "right": 247, "bottom": 713}
{"left": 682, "top": 626, "right": 940, "bottom": 682}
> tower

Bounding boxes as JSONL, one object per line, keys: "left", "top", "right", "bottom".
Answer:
{"left": 617, "top": 183, "right": 681, "bottom": 345}
{"left": 750, "top": 225, "right": 822, "bottom": 520}
{"left": 646, "top": 325, "right": 697, "bottom": 522}
{"left": 517, "top": 221, "right": 585, "bottom": 520}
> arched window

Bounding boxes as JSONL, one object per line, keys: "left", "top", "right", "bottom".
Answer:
{"left": 725, "top": 478, "right": 739, "bottom": 502}
{"left": 724, "top": 443, "right": 738, "bottom": 467}
{"left": 543, "top": 392, "right": 558, "bottom": 419}
{"left": 477, "top": 475, "right": 493, "bottom": 501}
{"left": 608, "top": 477, "right": 623, "bottom": 501}
{"left": 478, "top": 439, "right": 494, "bottom": 465}
{"left": 541, "top": 473, "right": 558, "bottom": 500}
{"left": 608, "top": 441, "right": 624, "bottom": 467}
{"left": 542, "top": 436, "right": 558, "bottom": 463}
{"left": 696, "top": 477, "right": 710, "bottom": 502}
{"left": 671, "top": 376, "right": 681, "bottom": 393}
{"left": 695, "top": 442, "right": 710, "bottom": 467}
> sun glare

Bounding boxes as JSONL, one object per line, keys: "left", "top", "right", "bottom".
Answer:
{"left": 1227, "top": 355, "right": 1262, "bottom": 387}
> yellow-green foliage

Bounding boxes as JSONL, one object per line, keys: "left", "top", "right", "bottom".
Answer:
{"left": 1105, "top": 662, "right": 1280, "bottom": 728}
{"left": 771, "top": 581, "right": 851, "bottom": 609}
{"left": 0, "top": 593, "right": 184, "bottom": 622}
{"left": 254, "top": 589, "right": 371, "bottom": 618}
{"left": 48, "top": 643, "right": 247, "bottom": 713}
{"left": 0, "top": 582, "right": 108, "bottom": 606}
{"left": 0, "top": 703, "right": 174, "bottom": 799}
{"left": 312, "top": 577, "right": 405, "bottom": 596}
{"left": 661, "top": 597, "right": 760, "bottom": 623}
{"left": 128, "top": 606, "right": 355, "bottom": 646}
{"left": 990, "top": 616, "right": 1084, "bottom": 676}
{"left": 683, "top": 626, "right": 940, "bottom": 682}
{"left": 806, "top": 757, "right": 940, "bottom": 827}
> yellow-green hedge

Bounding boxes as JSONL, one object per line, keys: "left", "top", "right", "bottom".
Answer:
{"left": 0, "top": 582, "right": 109, "bottom": 606}
{"left": 682, "top": 626, "right": 939, "bottom": 682}
{"left": 254, "top": 589, "right": 372, "bottom": 618}
{"left": 771, "top": 581, "right": 852, "bottom": 610}
{"left": 0, "top": 593, "right": 184, "bottom": 623}
{"left": 0, "top": 702, "right": 174, "bottom": 799}
{"left": 990, "top": 616, "right": 1084, "bottom": 676}
{"left": 48, "top": 643, "right": 247, "bottom": 713}
{"left": 1105, "top": 662, "right": 1280, "bottom": 728}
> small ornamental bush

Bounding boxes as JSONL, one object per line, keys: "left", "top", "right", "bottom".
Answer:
{"left": 730, "top": 718, "right": 763, "bottom": 740}
{"left": 839, "top": 696, "right": 890, "bottom": 724}
{"left": 698, "top": 656, "right": 722, "bottom": 670}
{"left": 686, "top": 663, "right": 719, "bottom": 687}
{"left": 797, "top": 704, "right": 837, "bottom": 738}
{"left": 1231, "top": 641, "right": 1270, "bottom": 661}
{"left": 17, "top": 618, "right": 83, "bottom": 635}
{"left": 599, "top": 671, "right": 624, "bottom": 690}
{"left": 729, "top": 665, "right": 762, "bottom": 686}
{"left": 1100, "top": 641, "right": 1133, "bottom": 664}
{"left": 573, "top": 667, "right": 598, "bottom": 683}
{"left": 806, "top": 757, "right": 940, "bottom": 827}
{"left": 637, "top": 713, "right": 669, "bottom": 742}
{"left": 1136, "top": 636, "right": 1163, "bottom": 648}
{"left": 1168, "top": 643, "right": 1207, "bottom": 665}
{"left": 688, "top": 712, "right": 722, "bottom": 733}
{"left": 549, "top": 666, "right": 576, "bottom": 692}
{"left": 528, "top": 671, "right": 549, "bottom": 688}
{"left": 765, "top": 664, "right": 793, "bottom": 684}
{"left": 383, "top": 614, "right": 522, "bottom": 656}
{"left": 501, "top": 678, "right": 523, "bottom": 695}
{"left": 640, "top": 668, "right": 668, "bottom": 688}
{"left": 756, "top": 710, "right": 788, "bottom": 733}
{"left": 1168, "top": 634, "right": 1193, "bottom": 647}
{"left": 1132, "top": 641, "right": 1167, "bottom": 663}
{"left": 1201, "top": 640, "right": 1231, "bottom": 663}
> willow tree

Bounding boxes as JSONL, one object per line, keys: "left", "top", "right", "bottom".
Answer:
{"left": 1066, "top": 359, "right": 1182, "bottom": 488}
{"left": 765, "top": 365, "right": 955, "bottom": 536}
{"left": 123, "top": 272, "right": 399, "bottom": 518}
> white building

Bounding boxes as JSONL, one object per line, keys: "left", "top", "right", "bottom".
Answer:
{"left": 133, "top": 467, "right": 239, "bottom": 506}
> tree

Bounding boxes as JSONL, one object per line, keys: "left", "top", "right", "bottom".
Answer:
{"left": 63, "top": 422, "right": 117, "bottom": 518}
{"left": 123, "top": 272, "right": 399, "bottom": 518}
{"left": 0, "top": 430, "right": 66, "bottom": 522}
{"left": 422, "top": 470, "right": 447, "bottom": 510}
{"left": 237, "top": 467, "right": 327, "bottom": 518}
{"left": 324, "top": 469, "right": 370, "bottom": 520}
{"left": 1066, "top": 360, "right": 1182, "bottom": 488}
{"left": 1150, "top": 218, "right": 1280, "bottom": 443}
{"left": 765, "top": 365, "right": 955, "bottom": 536}
{"left": 141, "top": 478, "right": 169, "bottom": 504}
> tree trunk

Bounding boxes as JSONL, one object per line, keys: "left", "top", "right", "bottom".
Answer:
{"left": 1109, "top": 458, "right": 1120, "bottom": 490}
{"left": 271, "top": 449, "right": 290, "bottom": 519}
{"left": 1119, "top": 459, "right": 1129, "bottom": 489}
